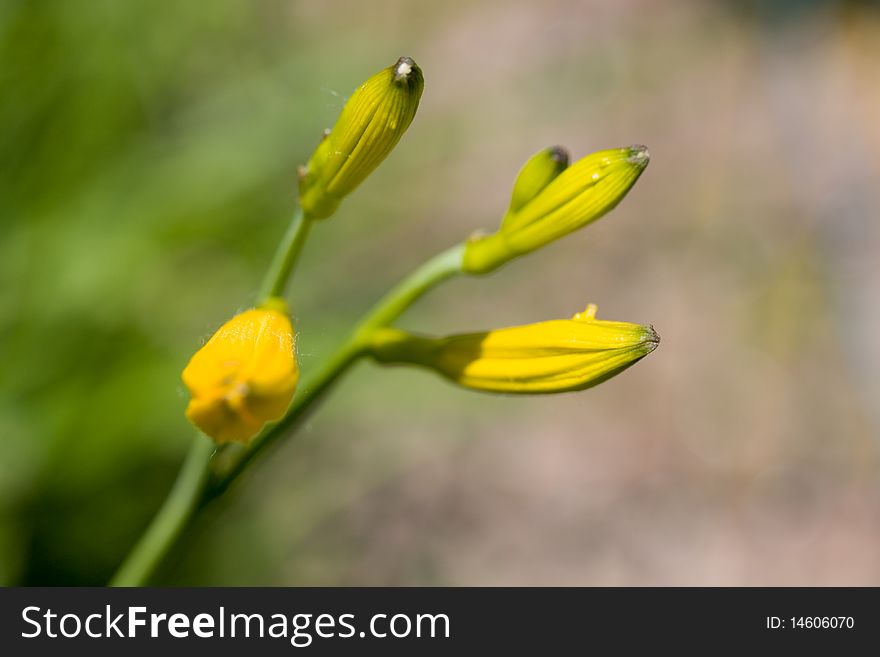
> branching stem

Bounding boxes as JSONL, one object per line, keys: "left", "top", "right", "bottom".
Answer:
{"left": 109, "top": 223, "right": 464, "bottom": 585}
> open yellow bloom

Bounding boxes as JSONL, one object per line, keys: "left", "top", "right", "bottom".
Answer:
{"left": 369, "top": 304, "right": 658, "bottom": 394}
{"left": 463, "top": 146, "right": 649, "bottom": 273}
{"left": 182, "top": 299, "right": 298, "bottom": 444}
{"left": 299, "top": 56, "right": 424, "bottom": 219}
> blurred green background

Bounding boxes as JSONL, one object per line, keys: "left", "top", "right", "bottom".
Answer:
{"left": 2, "top": 0, "right": 879, "bottom": 585}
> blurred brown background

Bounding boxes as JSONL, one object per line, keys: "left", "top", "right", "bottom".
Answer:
{"left": 1, "top": 0, "right": 878, "bottom": 585}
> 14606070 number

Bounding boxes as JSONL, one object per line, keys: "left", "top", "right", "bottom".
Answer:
{"left": 790, "top": 617, "right": 854, "bottom": 629}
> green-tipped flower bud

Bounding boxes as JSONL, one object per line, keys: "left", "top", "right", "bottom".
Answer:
{"left": 503, "top": 146, "right": 569, "bottom": 223}
{"left": 463, "top": 145, "right": 649, "bottom": 274}
{"left": 299, "top": 57, "right": 424, "bottom": 219}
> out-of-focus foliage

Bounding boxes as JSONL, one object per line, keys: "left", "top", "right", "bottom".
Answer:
{"left": 2, "top": 0, "right": 879, "bottom": 585}
{"left": 0, "top": 0, "right": 324, "bottom": 584}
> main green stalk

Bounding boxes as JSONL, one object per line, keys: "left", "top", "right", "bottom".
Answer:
{"left": 109, "top": 435, "right": 214, "bottom": 586}
{"left": 258, "top": 206, "right": 313, "bottom": 303}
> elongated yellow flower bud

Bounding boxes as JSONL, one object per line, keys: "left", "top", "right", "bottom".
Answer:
{"left": 503, "top": 145, "right": 569, "bottom": 223}
{"left": 299, "top": 57, "right": 424, "bottom": 219}
{"left": 369, "top": 304, "right": 658, "bottom": 394}
{"left": 463, "top": 145, "right": 649, "bottom": 274}
{"left": 182, "top": 298, "right": 298, "bottom": 444}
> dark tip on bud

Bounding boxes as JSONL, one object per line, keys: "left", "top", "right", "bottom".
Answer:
{"left": 627, "top": 145, "right": 650, "bottom": 168}
{"left": 393, "top": 56, "right": 419, "bottom": 83}
{"left": 643, "top": 325, "right": 660, "bottom": 351}
{"left": 548, "top": 146, "right": 570, "bottom": 167}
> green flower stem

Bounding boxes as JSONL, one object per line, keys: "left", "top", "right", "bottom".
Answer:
{"left": 258, "top": 205, "right": 314, "bottom": 303}
{"left": 210, "top": 242, "right": 466, "bottom": 492}
{"left": 207, "top": 338, "right": 364, "bottom": 494}
{"left": 109, "top": 434, "right": 214, "bottom": 586}
{"left": 353, "top": 242, "right": 466, "bottom": 337}
{"left": 110, "top": 242, "right": 464, "bottom": 585}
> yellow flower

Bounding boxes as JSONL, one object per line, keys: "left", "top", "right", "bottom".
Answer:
{"left": 369, "top": 304, "right": 658, "bottom": 394}
{"left": 299, "top": 56, "right": 424, "bottom": 219}
{"left": 182, "top": 298, "right": 298, "bottom": 444}
{"left": 463, "top": 146, "right": 649, "bottom": 274}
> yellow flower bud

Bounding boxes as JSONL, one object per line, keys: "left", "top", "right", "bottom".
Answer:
{"left": 503, "top": 145, "right": 569, "bottom": 223}
{"left": 369, "top": 304, "right": 658, "bottom": 394}
{"left": 182, "top": 298, "right": 298, "bottom": 444}
{"left": 463, "top": 146, "right": 649, "bottom": 274}
{"left": 299, "top": 57, "right": 424, "bottom": 219}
